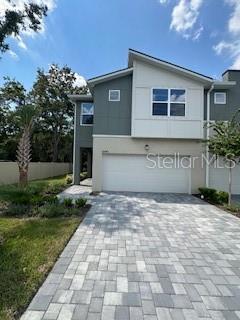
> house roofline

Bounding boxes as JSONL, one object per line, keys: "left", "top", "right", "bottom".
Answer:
{"left": 212, "top": 80, "right": 236, "bottom": 88}
{"left": 222, "top": 69, "right": 240, "bottom": 76}
{"left": 128, "top": 48, "right": 213, "bottom": 83}
{"left": 68, "top": 94, "right": 93, "bottom": 102}
{"left": 87, "top": 67, "right": 133, "bottom": 86}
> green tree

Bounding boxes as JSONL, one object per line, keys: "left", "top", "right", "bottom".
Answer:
{"left": 206, "top": 112, "right": 240, "bottom": 205}
{"left": 32, "top": 64, "right": 88, "bottom": 162}
{"left": 0, "top": 77, "right": 37, "bottom": 185}
{"left": 0, "top": 77, "right": 25, "bottom": 160}
{"left": 0, "top": 1, "right": 48, "bottom": 54}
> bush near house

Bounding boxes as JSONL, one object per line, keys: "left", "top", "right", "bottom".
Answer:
{"left": 65, "top": 172, "right": 88, "bottom": 185}
{"left": 199, "top": 187, "right": 240, "bottom": 217}
{"left": 199, "top": 187, "right": 229, "bottom": 205}
{"left": 223, "top": 203, "right": 240, "bottom": 216}
{"left": 0, "top": 176, "right": 89, "bottom": 320}
{"left": 0, "top": 175, "right": 87, "bottom": 218}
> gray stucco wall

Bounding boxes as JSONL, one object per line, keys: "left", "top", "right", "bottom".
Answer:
{"left": 93, "top": 75, "right": 132, "bottom": 135}
{"left": 204, "top": 71, "right": 240, "bottom": 121}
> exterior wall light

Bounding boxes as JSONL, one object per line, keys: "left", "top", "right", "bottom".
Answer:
{"left": 144, "top": 144, "right": 150, "bottom": 151}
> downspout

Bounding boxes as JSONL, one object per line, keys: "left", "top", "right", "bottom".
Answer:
{"left": 206, "top": 84, "right": 214, "bottom": 187}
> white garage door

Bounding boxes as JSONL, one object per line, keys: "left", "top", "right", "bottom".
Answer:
{"left": 102, "top": 154, "right": 191, "bottom": 193}
{"left": 209, "top": 164, "right": 240, "bottom": 194}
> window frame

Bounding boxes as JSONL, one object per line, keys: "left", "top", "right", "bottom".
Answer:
{"left": 80, "top": 102, "right": 94, "bottom": 126}
{"left": 151, "top": 88, "right": 186, "bottom": 118}
{"left": 109, "top": 89, "right": 121, "bottom": 102}
{"left": 214, "top": 92, "right": 226, "bottom": 105}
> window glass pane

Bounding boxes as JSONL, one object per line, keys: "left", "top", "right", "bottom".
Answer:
{"left": 82, "top": 103, "right": 94, "bottom": 114}
{"left": 170, "top": 103, "right": 185, "bottom": 116}
{"left": 153, "top": 89, "right": 168, "bottom": 102}
{"left": 109, "top": 90, "right": 120, "bottom": 101}
{"left": 170, "top": 89, "right": 185, "bottom": 102}
{"left": 214, "top": 92, "right": 226, "bottom": 104}
{"left": 82, "top": 115, "right": 93, "bottom": 124}
{"left": 152, "top": 103, "right": 168, "bottom": 116}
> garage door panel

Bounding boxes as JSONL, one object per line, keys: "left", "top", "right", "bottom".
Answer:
{"left": 102, "top": 154, "right": 190, "bottom": 193}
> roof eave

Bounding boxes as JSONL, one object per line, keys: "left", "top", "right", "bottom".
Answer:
{"left": 68, "top": 94, "right": 93, "bottom": 102}
{"left": 87, "top": 68, "right": 133, "bottom": 87}
{"left": 128, "top": 49, "right": 213, "bottom": 85}
{"left": 212, "top": 81, "right": 236, "bottom": 89}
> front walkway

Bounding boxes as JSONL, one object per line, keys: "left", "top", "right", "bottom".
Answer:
{"left": 58, "top": 179, "right": 92, "bottom": 201}
{"left": 22, "top": 193, "right": 240, "bottom": 320}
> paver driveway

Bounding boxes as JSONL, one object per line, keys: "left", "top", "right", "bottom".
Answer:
{"left": 21, "top": 193, "right": 240, "bottom": 320}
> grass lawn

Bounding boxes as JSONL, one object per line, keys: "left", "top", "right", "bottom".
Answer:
{"left": 0, "top": 175, "right": 68, "bottom": 204}
{"left": 0, "top": 176, "right": 85, "bottom": 320}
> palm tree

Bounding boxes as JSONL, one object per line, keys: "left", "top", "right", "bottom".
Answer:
{"left": 16, "top": 104, "right": 36, "bottom": 187}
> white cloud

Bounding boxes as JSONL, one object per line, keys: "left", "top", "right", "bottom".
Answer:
{"left": 232, "top": 55, "right": 240, "bottom": 68}
{"left": 73, "top": 73, "right": 87, "bottom": 88}
{"left": 227, "top": 0, "right": 240, "bottom": 34}
{"left": 16, "top": 36, "right": 27, "bottom": 50}
{"left": 170, "top": 0, "right": 203, "bottom": 39}
{"left": 214, "top": 40, "right": 239, "bottom": 56}
{"left": 159, "top": 0, "right": 169, "bottom": 4}
{"left": 192, "top": 25, "right": 204, "bottom": 41}
{"left": 0, "top": 0, "right": 57, "bottom": 51}
{"left": 8, "top": 50, "right": 19, "bottom": 60}
{"left": 214, "top": 0, "right": 240, "bottom": 69}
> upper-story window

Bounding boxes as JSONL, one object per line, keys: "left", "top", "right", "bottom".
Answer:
{"left": 80, "top": 103, "right": 94, "bottom": 126}
{"left": 109, "top": 90, "right": 120, "bottom": 101}
{"left": 152, "top": 88, "right": 186, "bottom": 117}
{"left": 214, "top": 92, "right": 226, "bottom": 104}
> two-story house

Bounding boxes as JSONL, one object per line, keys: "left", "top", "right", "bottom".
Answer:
{"left": 69, "top": 49, "right": 240, "bottom": 194}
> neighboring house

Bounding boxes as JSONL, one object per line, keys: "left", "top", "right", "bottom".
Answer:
{"left": 69, "top": 49, "right": 240, "bottom": 194}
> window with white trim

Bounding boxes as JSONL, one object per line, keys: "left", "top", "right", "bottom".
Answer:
{"left": 152, "top": 89, "right": 186, "bottom": 117}
{"left": 214, "top": 92, "right": 226, "bottom": 104}
{"left": 80, "top": 103, "right": 94, "bottom": 126}
{"left": 109, "top": 90, "right": 120, "bottom": 101}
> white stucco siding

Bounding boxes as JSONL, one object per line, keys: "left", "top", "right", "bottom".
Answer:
{"left": 131, "top": 60, "right": 204, "bottom": 139}
{"left": 92, "top": 135, "right": 205, "bottom": 194}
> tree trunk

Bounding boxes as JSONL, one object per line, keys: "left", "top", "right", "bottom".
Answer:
{"left": 228, "top": 165, "right": 232, "bottom": 206}
{"left": 52, "top": 129, "right": 60, "bottom": 162}
{"left": 19, "top": 168, "right": 28, "bottom": 188}
{"left": 52, "top": 140, "right": 58, "bottom": 162}
{"left": 16, "top": 129, "right": 31, "bottom": 188}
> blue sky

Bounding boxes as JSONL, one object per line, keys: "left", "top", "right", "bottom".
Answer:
{"left": 1, "top": 0, "right": 240, "bottom": 90}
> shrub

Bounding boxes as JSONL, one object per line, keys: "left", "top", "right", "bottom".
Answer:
{"left": 199, "top": 187, "right": 229, "bottom": 204}
{"left": 44, "top": 183, "right": 66, "bottom": 195}
{"left": 68, "top": 207, "right": 83, "bottom": 216}
{"left": 65, "top": 174, "right": 72, "bottom": 184}
{"left": 38, "top": 203, "right": 66, "bottom": 218}
{"left": 41, "top": 194, "right": 59, "bottom": 205}
{"left": 26, "top": 183, "right": 46, "bottom": 195}
{"left": 5, "top": 204, "right": 30, "bottom": 216}
{"left": 224, "top": 204, "right": 240, "bottom": 214}
{"left": 29, "top": 195, "right": 46, "bottom": 206}
{"left": 217, "top": 191, "right": 229, "bottom": 204}
{"left": 0, "top": 201, "right": 8, "bottom": 212}
{"left": 75, "top": 198, "right": 87, "bottom": 208}
{"left": 63, "top": 198, "right": 73, "bottom": 208}
{"left": 199, "top": 188, "right": 217, "bottom": 201}
{"left": 80, "top": 172, "right": 88, "bottom": 181}
{"left": 12, "top": 193, "right": 32, "bottom": 206}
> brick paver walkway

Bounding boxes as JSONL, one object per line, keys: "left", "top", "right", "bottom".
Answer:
{"left": 21, "top": 193, "right": 240, "bottom": 320}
